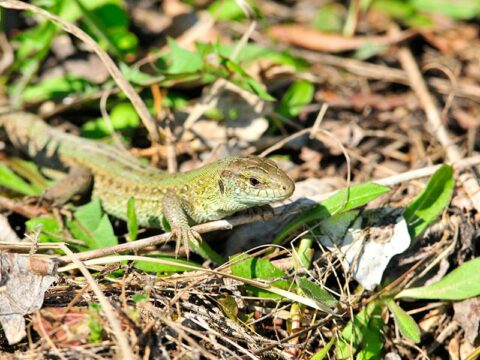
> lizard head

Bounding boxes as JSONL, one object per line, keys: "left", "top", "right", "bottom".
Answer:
{"left": 218, "top": 156, "right": 295, "bottom": 206}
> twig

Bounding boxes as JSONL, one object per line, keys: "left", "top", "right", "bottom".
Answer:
{"left": 0, "top": 0, "right": 159, "bottom": 142}
{"left": 259, "top": 103, "right": 328, "bottom": 157}
{"left": 0, "top": 32, "right": 13, "bottom": 74}
{"left": 55, "top": 154, "right": 480, "bottom": 264}
{"left": 59, "top": 244, "right": 135, "bottom": 360}
{"left": 397, "top": 38, "right": 480, "bottom": 212}
{"left": 288, "top": 49, "right": 480, "bottom": 101}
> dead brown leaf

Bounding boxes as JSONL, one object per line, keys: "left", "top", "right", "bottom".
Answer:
{"left": 0, "top": 254, "right": 56, "bottom": 344}
{"left": 268, "top": 25, "right": 416, "bottom": 52}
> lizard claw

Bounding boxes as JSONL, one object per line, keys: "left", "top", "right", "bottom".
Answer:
{"left": 170, "top": 226, "right": 202, "bottom": 259}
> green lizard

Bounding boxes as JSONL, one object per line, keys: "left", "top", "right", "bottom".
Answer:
{"left": 0, "top": 108, "right": 295, "bottom": 257}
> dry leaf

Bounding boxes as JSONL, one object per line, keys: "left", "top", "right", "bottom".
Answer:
{"left": 0, "top": 254, "right": 56, "bottom": 344}
{"left": 453, "top": 297, "right": 480, "bottom": 345}
{"left": 33, "top": 307, "right": 99, "bottom": 347}
{"left": 317, "top": 208, "right": 410, "bottom": 290}
{"left": 268, "top": 25, "right": 415, "bottom": 53}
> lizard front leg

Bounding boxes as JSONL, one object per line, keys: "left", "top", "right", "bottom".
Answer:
{"left": 43, "top": 164, "right": 92, "bottom": 204}
{"left": 161, "top": 192, "right": 202, "bottom": 258}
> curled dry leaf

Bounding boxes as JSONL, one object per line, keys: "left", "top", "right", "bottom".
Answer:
{"left": 317, "top": 207, "right": 410, "bottom": 291}
{"left": 0, "top": 254, "right": 57, "bottom": 344}
{"left": 268, "top": 25, "right": 416, "bottom": 53}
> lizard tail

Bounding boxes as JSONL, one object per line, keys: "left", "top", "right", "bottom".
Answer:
{"left": 0, "top": 109, "right": 74, "bottom": 168}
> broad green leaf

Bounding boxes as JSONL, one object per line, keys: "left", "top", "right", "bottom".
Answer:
{"left": 278, "top": 80, "right": 315, "bottom": 118}
{"left": 133, "top": 255, "right": 199, "bottom": 273}
{"left": 230, "top": 254, "right": 291, "bottom": 298}
{"left": 26, "top": 217, "right": 63, "bottom": 243}
{"left": 89, "top": 215, "right": 118, "bottom": 249}
{"left": 296, "top": 277, "right": 338, "bottom": 309}
{"left": 82, "top": 102, "right": 140, "bottom": 139}
{"left": 120, "top": 62, "right": 155, "bottom": 85}
{"left": 336, "top": 301, "right": 383, "bottom": 359}
{"left": 385, "top": 298, "right": 420, "bottom": 343}
{"left": 71, "top": 0, "right": 138, "bottom": 58}
{"left": 0, "top": 164, "right": 40, "bottom": 195}
{"left": 311, "top": 336, "right": 335, "bottom": 360}
{"left": 274, "top": 183, "right": 390, "bottom": 245}
{"left": 404, "top": 164, "right": 454, "bottom": 237}
{"left": 167, "top": 38, "right": 204, "bottom": 74}
{"left": 396, "top": 257, "right": 480, "bottom": 300}
{"left": 74, "top": 198, "right": 103, "bottom": 231}
{"left": 126, "top": 197, "right": 138, "bottom": 241}
{"left": 67, "top": 198, "right": 118, "bottom": 249}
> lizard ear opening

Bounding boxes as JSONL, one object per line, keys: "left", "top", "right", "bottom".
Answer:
{"left": 218, "top": 180, "right": 225, "bottom": 194}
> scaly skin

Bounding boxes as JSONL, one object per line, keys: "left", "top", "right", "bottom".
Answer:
{"left": 0, "top": 108, "right": 295, "bottom": 256}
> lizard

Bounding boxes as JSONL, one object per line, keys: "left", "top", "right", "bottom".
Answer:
{"left": 0, "top": 107, "right": 295, "bottom": 257}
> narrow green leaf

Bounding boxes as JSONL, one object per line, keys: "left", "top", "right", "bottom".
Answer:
{"left": 5, "top": 159, "right": 51, "bottom": 191}
{"left": 336, "top": 301, "right": 383, "bottom": 359}
{"left": 296, "top": 277, "right": 338, "bottom": 309}
{"left": 127, "top": 197, "right": 138, "bottom": 241}
{"left": 0, "top": 164, "right": 39, "bottom": 195}
{"left": 310, "top": 336, "right": 335, "bottom": 360}
{"left": 274, "top": 183, "right": 390, "bottom": 245}
{"left": 230, "top": 254, "right": 291, "bottom": 298}
{"left": 21, "top": 75, "right": 95, "bottom": 103}
{"left": 133, "top": 255, "right": 200, "bottom": 273}
{"left": 278, "top": 80, "right": 315, "bottom": 118}
{"left": 294, "top": 238, "right": 314, "bottom": 270}
{"left": 396, "top": 257, "right": 480, "bottom": 300}
{"left": 411, "top": 0, "right": 480, "bottom": 20}
{"left": 385, "top": 298, "right": 420, "bottom": 343}
{"left": 404, "top": 164, "right": 454, "bottom": 237}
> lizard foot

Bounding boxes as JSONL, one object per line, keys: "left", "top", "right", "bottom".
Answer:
{"left": 170, "top": 225, "right": 202, "bottom": 259}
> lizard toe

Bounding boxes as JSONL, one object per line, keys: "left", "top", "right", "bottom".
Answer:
{"left": 170, "top": 226, "right": 203, "bottom": 259}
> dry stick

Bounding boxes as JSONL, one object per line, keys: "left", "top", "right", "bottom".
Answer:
{"left": 0, "top": 32, "right": 14, "bottom": 74}
{"left": 59, "top": 244, "right": 135, "bottom": 360}
{"left": 56, "top": 154, "right": 480, "bottom": 264}
{"left": 0, "top": 0, "right": 159, "bottom": 143}
{"left": 397, "top": 43, "right": 480, "bottom": 212}
{"left": 294, "top": 50, "right": 480, "bottom": 101}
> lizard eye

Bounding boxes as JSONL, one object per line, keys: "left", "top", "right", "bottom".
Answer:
{"left": 249, "top": 177, "right": 260, "bottom": 187}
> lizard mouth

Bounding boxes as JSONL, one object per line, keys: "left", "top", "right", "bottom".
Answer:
{"left": 236, "top": 178, "right": 295, "bottom": 204}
